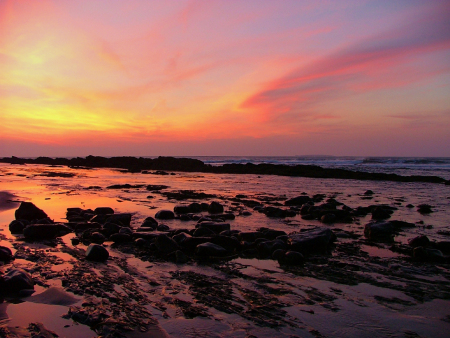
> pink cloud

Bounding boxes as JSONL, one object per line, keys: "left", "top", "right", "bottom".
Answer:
{"left": 241, "top": 2, "right": 450, "bottom": 120}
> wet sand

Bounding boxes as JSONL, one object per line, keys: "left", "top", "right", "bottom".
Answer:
{"left": 0, "top": 163, "right": 449, "bottom": 337}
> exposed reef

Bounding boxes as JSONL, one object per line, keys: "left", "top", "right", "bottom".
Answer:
{"left": 1, "top": 155, "right": 448, "bottom": 184}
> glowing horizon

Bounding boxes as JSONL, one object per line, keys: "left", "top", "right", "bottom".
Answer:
{"left": 1, "top": 0, "right": 449, "bottom": 157}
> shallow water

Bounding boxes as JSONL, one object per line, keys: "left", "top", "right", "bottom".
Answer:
{"left": 0, "top": 163, "right": 450, "bottom": 337}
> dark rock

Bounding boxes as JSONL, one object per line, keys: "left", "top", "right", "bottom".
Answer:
{"left": 436, "top": 241, "right": 450, "bottom": 253}
{"left": 146, "top": 184, "right": 169, "bottom": 191}
{"left": 196, "top": 242, "right": 227, "bottom": 256}
{"left": 173, "top": 232, "right": 192, "bottom": 245}
{"left": 119, "top": 227, "right": 133, "bottom": 235}
{"left": 0, "top": 246, "right": 12, "bottom": 261}
{"left": 257, "top": 240, "right": 287, "bottom": 257}
{"left": 413, "top": 247, "right": 443, "bottom": 261}
{"left": 364, "top": 220, "right": 415, "bottom": 241}
{"left": 241, "top": 211, "right": 252, "bottom": 216}
{"left": 74, "top": 222, "right": 102, "bottom": 232}
{"left": 263, "top": 206, "right": 296, "bottom": 218}
{"left": 15, "top": 202, "right": 48, "bottom": 221}
{"left": 109, "top": 233, "right": 132, "bottom": 244}
{"left": 210, "top": 213, "right": 236, "bottom": 221}
{"left": 71, "top": 237, "right": 80, "bottom": 245}
{"left": 90, "top": 232, "right": 106, "bottom": 244}
{"left": 155, "top": 234, "right": 179, "bottom": 254}
{"left": 408, "top": 235, "right": 430, "bottom": 248}
{"left": 155, "top": 210, "right": 175, "bottom": 220}
{"left": 181, "top": 237, "right": 212, "bottom": 250}
{"left": 288, "top": 227, "right": 336, "bottom": 254}
{"left": 238, "top": 231, "right": 265, "bottom": 242}
{"left": 23, "top": 223, "right": 71, "bottom": 240}
{"left": 406, "top": 204, "right": 414, "bottom": 208}
{"left": 285, "top": 195, "right": 311, "bottom": 206}
{"left": 157, "top": 224, "right": 170, "bottom": 231}
{"left": 210, "top": 235, "right": 239, "bottom": 250}
{"left": 106, "top": 213, "right": 132, "bottom": 227}
{"left": 174, "top": 250, "right": 189, "bottom": 264}
{"left": 281, "top": 251, "right": 304, "bottom": 265}
{"left": 371, "top": 207, "right": 392, "bottom": 220}
{"left": 9, "top": 219, "right": 29, "bottom": 234}
{"left": 320, "top": 213, "right": 336, "bottom": 223}
{"left": 364, "top": 190, "right": 374, "bottom": 195}
{"left": 135, "top": 238, "right": 148, "bottom": 247}
{"left": 86, "top": 244, "right": 109, "bottom": 261}
{"left": 107, "top": 184, "right": 144, "bottom": 189}
{"left": 417, "top": 204, "right": 433, "bottom": 214}
{"left": 188, "top": 202, "right": 202, "bottom": 213}
{"left": 94, "top": 207, "right": 114, "bottom": 215}
{"left": 272, "top": 249, "right": 286, "bottom": 260}
{"left": 196, "top": 222, "right": 230, "bottom": 234}
{"left": 258, "top": 228, "right": 287, "bottom": 240}
{"left": 142, "top": 216, "right": 158, "bottom": 229}
{"left": 208, "top": 201, "right": 224, "bottom": 214}
{"left": 102, "top": 222, "right": 121, "bottom": 235}
{"left": 0, "top": 268, "right": 34, "bottom": 293}
{"left": 193, "top": 227, "right": 216, "bottom": 237}
{"left": 174, "top": 204, "right": 191, "bottom": 214}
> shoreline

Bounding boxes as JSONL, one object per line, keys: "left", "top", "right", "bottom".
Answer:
{"left": 1, "top": 156, "right": 449, "bottom": 184}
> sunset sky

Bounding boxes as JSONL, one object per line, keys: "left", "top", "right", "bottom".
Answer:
{"left": 1, "top": 0, "right": 449, "bottom": 157}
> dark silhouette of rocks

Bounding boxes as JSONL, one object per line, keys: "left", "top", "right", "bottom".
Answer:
{"left": 1, "top": 155, "right": 448, "bottom": 184}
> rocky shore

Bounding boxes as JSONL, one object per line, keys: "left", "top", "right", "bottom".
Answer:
{"left": 1, "top": 162, "right": 450, "bottom": 337}
{"left": 1, "top": 156, "right": 448, "bottom": 184}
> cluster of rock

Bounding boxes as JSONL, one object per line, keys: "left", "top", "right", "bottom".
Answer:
{"left": 63, "top": 200, "right": 337, "bottom": 266}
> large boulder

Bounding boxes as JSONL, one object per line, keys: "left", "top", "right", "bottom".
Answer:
{"left": 1, "top": 268, "right": 34, "bottom": 293}
{"left": 15, "top": 202, "right": 48, "bottom": 221}
{"left": 287, "top": 227, "right": 336, "bottom": 254}
{"left": 196, "top": 242, "right": 227, "bottom": 256}
{"left": 23, "top": 224, "right": 72, "bottom": 240}
{"left": 155, "top": 210, "right": 175, "bottom": 220}
{"left": 86, "top": 244, "right": 109, "bottom": 261}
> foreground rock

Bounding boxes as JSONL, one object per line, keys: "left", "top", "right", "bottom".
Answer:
{"left": 86, "top": 244, "right": 109, "bottom": 261}
{"left": 15, "top": 202, "right": 48, "bottom": 221}
{"left": 23, "top": 223, "right": 72, "bottom": 240}
{"left": 0, "top": 268, "right": 34, "bottom": 293}
{"left": 0, "top": 246, "right": 12, "bottom": 261}
{"left": 287, "top": 227, "right": 336, "bottom": 254}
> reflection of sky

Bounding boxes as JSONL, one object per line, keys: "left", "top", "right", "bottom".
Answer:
{"left": 0, "top": 0, "right": 449, "bottom": 157}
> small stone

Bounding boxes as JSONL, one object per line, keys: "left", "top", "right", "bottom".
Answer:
{"left": 86, "top": 244, "right": 109, "bottom": 261}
